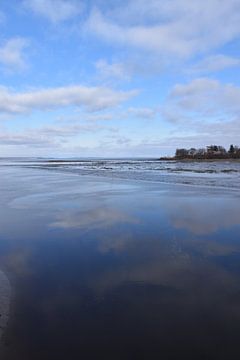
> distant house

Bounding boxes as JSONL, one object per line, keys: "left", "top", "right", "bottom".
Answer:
{"left": 196, "top": 148, "right": 207, "bottom": 157}
{"left": 175, "top": 147, "right": 207, "bottom": 159}
{"left": 187, "top": 148, "right": 197, "bottom": 156}
{"left": 206, "top": 145, "right": 227, "bottom": 156}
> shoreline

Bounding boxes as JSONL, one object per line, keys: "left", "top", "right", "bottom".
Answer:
{"left": 159, "top": 157, "right": 240, "bottom": 162}
{"left": 2, "top": 162, "right": 240, "bottom": 195}
{"left": 2, "top": 161, "right": 240, "bottom": 192}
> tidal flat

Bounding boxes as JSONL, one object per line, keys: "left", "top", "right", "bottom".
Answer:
{"left": 1, "top": 162, "right": 240, "bottom": 359}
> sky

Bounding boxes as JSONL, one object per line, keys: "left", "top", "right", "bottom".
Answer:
{"left": 0, "top": 0, "right": 240, "bottom": 157}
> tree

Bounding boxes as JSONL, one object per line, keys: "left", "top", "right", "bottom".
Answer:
{"left": 175, "top": 148, "right": 188, "bottom": 158}
{"left": 229, "top": 144, "right": 235, "bottom": 154}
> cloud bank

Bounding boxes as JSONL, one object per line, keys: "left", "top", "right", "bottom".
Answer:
{"left": 168, "top": 78, "right": 240, "bottom": 120}
{"left": 0, "top": 85, "right": 137, "bottom": 114}
{"left": 86, "top": 0, "right": 240, "bottom": 57}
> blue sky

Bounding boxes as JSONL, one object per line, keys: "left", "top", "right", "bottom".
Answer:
{"left": 0, "top": 0, "right": 240, "bottom": 157}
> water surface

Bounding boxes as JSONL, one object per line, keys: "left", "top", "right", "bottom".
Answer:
{"left": 2, "top": 157, "right": 240, "bottom": 189}
{"left": 1, "top": 161, "right": 240, "bottom": 359}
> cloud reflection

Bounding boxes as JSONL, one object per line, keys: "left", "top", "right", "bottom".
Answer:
{"left": 166, "top": 196, "right": 240, "bottom": 235}
{"left": 50, "top": 207, "right": 139, "bottom": 230}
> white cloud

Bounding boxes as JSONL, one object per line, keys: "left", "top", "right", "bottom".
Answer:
{"left": 127, "top": 107, "right": 157, "bottom": 119}
{"left": 95, "top": 59, "right": 131, "bottom": 81}
{"left": 0, "top": 132, "right": 55, "bottom": 147}
{"left": 0, "top": 85, "right": 137, "bottom": 114}
{"left": 169, "top": 78, "right": 240, "bottom": 118}
{"left": 0, "top": 122, "right": 117, "bottom": 149}
{"left": 95, "top": 57, "right": 166, "bottom": 81}
{"left": 160, "top": 78, "right": 240, "bottom": 148}
{"left": 86, "top": 1, "right": 240, "bottom": 57}
{"left": 23, "top": 0, "right": 83, "bottom": 23}
{"left": 190, "top": 54, "right": 240, "bottom": 74}
{"left": 0, "top": 37, "right": 29, "bottom": 71}
{"left": 57, "top": 112, "right": 116, "bottom": 123}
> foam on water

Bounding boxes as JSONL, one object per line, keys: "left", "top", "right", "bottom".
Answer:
{"left": 1, "top": 158, "right": 240, "bottom": 189}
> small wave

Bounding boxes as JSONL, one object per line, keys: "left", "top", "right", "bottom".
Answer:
{"left": 2, "top": 158, "right": 240, "bottom": 190}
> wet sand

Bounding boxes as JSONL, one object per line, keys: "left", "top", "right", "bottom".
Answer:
{"left": 0, "top": 270, "right": 11, "bottom": 341}
{"left": 1, "top": 165, "right": 240, "bottom": 359}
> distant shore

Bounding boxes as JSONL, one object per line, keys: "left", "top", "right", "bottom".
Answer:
{"left": 159, "top": 157, "right": 240, "bottom": 161}
{"left": 163, "top": 145, "right": 240, "bottom": 161}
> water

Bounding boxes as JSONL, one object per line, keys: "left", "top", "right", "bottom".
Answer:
{"left": 1, "top": 160, "right": 240, "bottom": 359}
{"left": 2, "top": 157, "right": 240, "bottom": 189}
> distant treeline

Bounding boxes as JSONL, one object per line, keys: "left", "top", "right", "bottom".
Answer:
{"left": 174, "top": 145, "right": 240, "bottom": 159}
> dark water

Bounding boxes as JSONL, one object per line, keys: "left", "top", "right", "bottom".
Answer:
{"left": 1, "top": 163, "right": 240, "bottom": 359}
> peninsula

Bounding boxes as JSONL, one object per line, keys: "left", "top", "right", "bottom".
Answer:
{"left": 160, "top": 145, "right": 240, "bottom": 160}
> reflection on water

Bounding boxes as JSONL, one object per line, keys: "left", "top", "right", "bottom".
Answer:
{"left": 1, "top": 166, "right": 240, "bottom": 359}
{"left": 50, "top": 207, "right": 139, "bottom": 230}
{"left": 166, "top": 196, "right": 240, "bottom": 235}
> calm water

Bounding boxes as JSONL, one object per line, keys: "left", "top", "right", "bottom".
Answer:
{"left": 1, "top": 160, "right": 240, "bottom": 359}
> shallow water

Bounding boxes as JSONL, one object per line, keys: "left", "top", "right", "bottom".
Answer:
{"left": 2, "top": 157, "right": 240, "bottom": 189}
{"left": 1, "top": 162, "right": 240, "bottom": 359}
